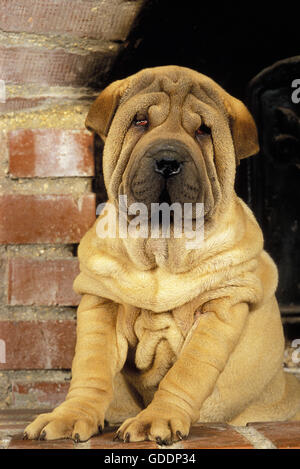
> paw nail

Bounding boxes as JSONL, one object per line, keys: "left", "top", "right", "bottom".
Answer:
{"left": 113, "top": 432, "right": 120, "bottom": 441}
{"left": 23, "top": 432, "right": 28, "bottom": 440}
{"left": 156, "top": 436, "right": 163, "bottom": 445}
{"left": 98, "top": 425, "right": 103, "bottom": 434}
{"left": 124, "top": 433, "right": 130, "bottom": 443}
{"left": 74, "top": 433, "right": 81, "bottom": 443}
{"left": 39, "top": 431, "right": 46, "bottom": 441}
{"left": 176, "top": 431, "right": 183, "bottom": 440}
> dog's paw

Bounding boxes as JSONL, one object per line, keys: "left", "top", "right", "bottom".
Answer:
{"left": 114, "top": 407, "right": 190, "bottom": 445}
{"left": 24, "top": 404, "right": 103, "bottom": 442}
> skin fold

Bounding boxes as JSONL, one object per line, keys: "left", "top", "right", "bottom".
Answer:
{"left": 24, "top": 66, "right": 300, "bottom": 444}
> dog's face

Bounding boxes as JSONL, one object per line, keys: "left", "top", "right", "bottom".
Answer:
{"left": 86, "top": 66, "right": 258, "bottom": 220}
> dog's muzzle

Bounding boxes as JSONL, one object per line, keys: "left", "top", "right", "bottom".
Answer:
{"left": 130, "top": 140, "right": 200, "bottom": 206}
{"left": 154, "top": 156, "right": 182, "bottom": 178}
{"left": 146, "top": 141, "right": 190, "bottom": 176}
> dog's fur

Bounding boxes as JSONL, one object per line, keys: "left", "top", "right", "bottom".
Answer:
{"left": 25, "top": 66, "right": 300, "bottom": 444}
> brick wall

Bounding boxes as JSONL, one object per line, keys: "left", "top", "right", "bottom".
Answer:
{"left": 0, "top": 0, "right": 145, "bottom": 409}
{"left": 2, "top": 1, "right": 298, "bottom": 412}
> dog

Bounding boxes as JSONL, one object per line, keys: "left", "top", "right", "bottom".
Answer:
{"left": 24, "top": 66, "right": 300, "bottom": 444}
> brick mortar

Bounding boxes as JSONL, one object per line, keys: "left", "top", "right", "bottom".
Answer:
{"left": 1, "top": 369, "right": 71, "bottom": 383}
{"left": 74, "top": 440, "right": 91, "bottom": 449}
{"left": 0, "top": 436, "right": 11, "bottom": 449}
{"left": 5, "top": 84, "right": 99, "bottom": 100}
{"left": 0, "top": 250, "right": 8, "bottom": 305}
{"left": 0, "top": 130, "right": 8, "bottom": 178}
{"left": 0, "top": 0, "right": 145, "bottom": 42}
{"left": 0, "top": 178, "right": 93, "bottom": 196}
{"left": 0, "top": 305, "right": 77, "bottom": 321}
{"left": 234, "top": 425, "right": 277, "bottom": 449}
{"left": 0, "top": 369, "right": 71, "bottom": 410}
{"left": 0, "top": 29, "right": 120, "bottom": 55}
{"left": 0, "top": 101, "right": 92, "bottom": 130}
{"left": 1, "top": 244, "right": 77, "bottom": 259}
{"left": 1, "top": 85, "right": 99, "bottom": 116}
{"left": 158, "top": 441, "right": 184, "bottom": 449}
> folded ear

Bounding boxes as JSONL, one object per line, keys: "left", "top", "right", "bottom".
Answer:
{"left": 85, "top": 78, "right": 127, "bottom": 141}
{"left": 224, "top": 96, "right": 259, "bottom": 162}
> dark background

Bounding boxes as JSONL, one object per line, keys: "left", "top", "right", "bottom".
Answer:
{"left": 107, "top": 0, "right": 300, "bottom": 326}
{"left": 112, "top": 0, "right": 300, "bottom": 98}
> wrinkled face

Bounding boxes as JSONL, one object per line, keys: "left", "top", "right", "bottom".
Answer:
{"left": 86, "top": 66, "right": 258, "bottom": 220}
{"left": 120, "top": 75, "right": 223, "bottom": 219}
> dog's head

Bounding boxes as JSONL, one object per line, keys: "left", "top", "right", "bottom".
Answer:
{"left": 86, "top": 66, "right": 258, "bottom": 220}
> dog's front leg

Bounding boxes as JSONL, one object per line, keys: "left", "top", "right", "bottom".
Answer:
{"left": 117, "top": 298, "right": 249, "bottom": 444}
{"left": 24, "top": 294, "right": 123, "bottom": 442}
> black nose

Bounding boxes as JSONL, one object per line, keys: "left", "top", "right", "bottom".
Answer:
{"left": 154, "top": 158, "right": 182, "bottom": 178}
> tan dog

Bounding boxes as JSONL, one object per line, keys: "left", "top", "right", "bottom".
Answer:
{"left": 25, "top": 66, "right": 300, "bottom": 444}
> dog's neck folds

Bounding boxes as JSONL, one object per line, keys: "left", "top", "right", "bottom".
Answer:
{"left": 74, "top": 197, "right": 264, "bottom": 313}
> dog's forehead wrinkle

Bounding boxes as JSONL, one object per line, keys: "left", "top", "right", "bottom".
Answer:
{"left": 190, "top": 84, "right": 222, "bottom": 113}
{"left": 124, "top": 69, "right": 194, "bottom": 102}
{"left": 159, "top": 73, "right": 192, "bottom": 94}
{"left": 120, "top": 72, "right": 158, "bottom": 104}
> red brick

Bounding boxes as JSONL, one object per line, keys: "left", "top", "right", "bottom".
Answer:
{"left": 90, "top": 430, "right": 158, "bottom": 449}
{"left": 2, "top": 413, "right": 300, "bottom": 450}
{"left": 4, "top": 424, "right": 253, "bottom": 449}
{"left": 12, "top": 381, "right": 69, "bottom": 408}
{"left": 182, "top": 423, "right": 253, "bottom": 449}
{"left": 0, "top": 0, "right": 143, "bottom": 41}
{"left": 8, "top": 129, "right": 94, "bottom": 178}
{"left": 8, "top": 435, "right": 75, "bottom": 449}
{"left": 0, "top": 193, "right": 96, "bottom": 244}
{"left": 249, "top": 421, "right": 300, "bottom": 449}
{"left": 0, "top": 320, "right": 76, "bottom": 370}
{"left": 7, "top": 258, "right": 81, "bottom": 306}
{"left": 0, "top": 44, "right": 117, "bottom": 86}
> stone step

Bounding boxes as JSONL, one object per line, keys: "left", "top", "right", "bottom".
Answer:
{"left": 1, "top": 410, "right": 300, "bottom": 449}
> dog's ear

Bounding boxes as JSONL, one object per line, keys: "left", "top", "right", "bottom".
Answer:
{"left": 224, "top": 96, "right": 259, "bottom": 162}
{"left": 85, "top": 79, "right": 127, "bottom": 141}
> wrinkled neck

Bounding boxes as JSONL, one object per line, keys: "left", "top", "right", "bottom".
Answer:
{"left": 114, "top": 196, "right": 245, "bottom": 274}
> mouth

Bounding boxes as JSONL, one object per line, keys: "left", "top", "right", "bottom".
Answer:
{"left": 158, "top": 184, "right": 172, "bottom": 205}
{"left": 154, "top": 156, "right": 184, "bottom": 205}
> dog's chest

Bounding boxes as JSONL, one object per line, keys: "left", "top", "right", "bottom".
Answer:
{"left": 118, "top": 306, "right": 190, "bottom": 394}
{"left": 133, "top": 309, "right": 184, "bottom": 371}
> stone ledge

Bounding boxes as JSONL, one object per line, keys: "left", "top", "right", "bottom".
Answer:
{"left": 0, "top": 0, "right": 145, "bottom": 42}
{"left": 0, "top": 85, "right": 98, "bottom": 114}
{"left": 0, "top": 30, "right": 120, "bottom": 55}
{"left": 1, "top": 410, "right": 300, "bottom": 449}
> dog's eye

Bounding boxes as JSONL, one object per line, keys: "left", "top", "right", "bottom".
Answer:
{"left": 133, "top": 115, "right": 149, "bottom": 128}
{"left": 195, "top": 124, "right": 211, "bottom": 136}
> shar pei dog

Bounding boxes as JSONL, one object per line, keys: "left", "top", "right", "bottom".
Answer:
{"left": 25, "top": 66, "right": 300, "bottom": 444}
